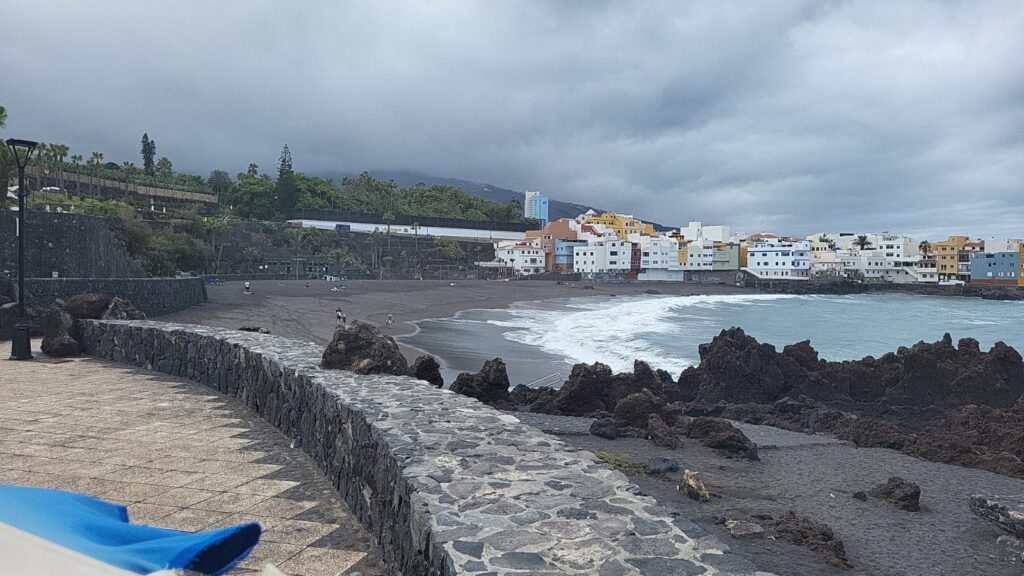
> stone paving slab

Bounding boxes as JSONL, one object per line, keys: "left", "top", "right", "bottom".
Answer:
{"left": 0, "top": 340, "right": 384, "bottom": 576}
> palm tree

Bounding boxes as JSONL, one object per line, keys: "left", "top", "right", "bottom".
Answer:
{"left": 0, "top": 105, "right": 7, "bottom": 128}
{"left": 52, "top": 143, "right": 69, "bottom": 195}
{"left": 121, "top": 161, "right": 135, "bottom": 203}
{"left": 70, "top": 154, "right": 83, "bottom": 195}
{"left": 918, "top": 240, "right": 932, "bottom": 260}
{"left": 89, "top": 152, "right": 103, "bottom": 195}
{"left": 852, "top": 235, "right": 873, "bottom": 251}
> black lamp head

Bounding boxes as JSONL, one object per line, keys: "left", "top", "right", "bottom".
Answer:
{"left": 5, "top": 139, "right": 38, "bottom": 170}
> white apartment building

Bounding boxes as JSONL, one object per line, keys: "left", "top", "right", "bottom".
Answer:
{"left": 681, "top": 238, "right": 715, "bottom": 270}
{"left": 743, "top": 239, "right": 811, "bottom": 280}
{"left": 638, "top": 236, "right": 680, "bottom": 270}
{"left": 980, "top": 237, "right": 1023, "bottom": 253}
{"left": 677, "top": 221, "right": 730, "bottom": 243}
{"left": 495, "top": 239, "right": 545, "bottom": 275}
{"left": 573, "top": 239, "right": 634, "bottom": 275}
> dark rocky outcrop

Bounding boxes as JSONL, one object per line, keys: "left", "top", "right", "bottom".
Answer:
{"left": 685, "top": 417, "right": 759, "bottom": 460}
{"left": 64, "top": 293, "right": 113, "bottom": 320}
{"left": 681, "top": 328, "right": 1023, "bottom": 410}
{"left": 238, "top": 326, "right": 271, "bottom": 334}
{"left": 646, "top": 414, "right": 679, "bottom": 449}
{"left": 321, "top": 320, "right": 410, "bottom": 375}
{"left": 613, "top": 390, "right": 664, "bottom": 428}
{"left": 410, "top": 355, "right": 444, "bottom": 388}
{"left": 589, "top": 418, "right": 620, "bottom": 440}
{"left": 449, "top": 358, "right": 514, "bottom": 410}
{"left": 100, "top": 297, "right": 146, "bottom": 321}
{"left": 970, "top": 495, "right": 1024, "bottom": 538}
{"left": 867, "top": 477, "right": 921, "bottom": 512}
{"left": 771, "top": 511, "right": 850, "bottom": 568}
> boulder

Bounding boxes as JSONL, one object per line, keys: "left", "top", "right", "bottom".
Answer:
{"left": 686, "top": 417, "right": 759, "bottom": 460}
{"left": 589, "top": 418, "right": 620, "bottom": 440}
{"left": 771, "top": 511, "right": 850, "bottom": 568}
{"left": 64, "top": 293, "right": 112, "bottom": 319}
{"left": 41, "top": 333, "right": 80, "bottom": 358}
{"left": 679, "top": 469, "right": 709, "bottom": 502}
{"left": 410, "top": 355, "right": 444, "bottom": 387}
{"left": 648, "top": 457, "right": 679, "bottom": 475}
{"left": 970, "top": 495, "right": 1024, "bottom": 538}
{"left": 646, "top": 414, "right": 679, "bottom": 449}
{"left": 725, "top": 520, "right": 764, "bottom": 539}
{"left": 320, "top": 320, "right": 410, "bottom": 375}
{"left": 238, "top": 326, "right": 271, "bottom": 334}
{"left": 867, "top": 476, "right": 921, "bottom": 512}
{"left": 39, "top": 301, "right": 81, "bottom": 358}
{"left": 100, "top": 297, "right": 146, "bottom": 321}
{"left": 449, "top": 358, "right": 514, "bottom": 410}
{"left": 613, "top": 390, "right": 664, "bottom": 427}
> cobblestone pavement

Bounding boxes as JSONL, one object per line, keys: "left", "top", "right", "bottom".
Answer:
{"left": 0, "top": 342, "right": 384, "bottom": 576}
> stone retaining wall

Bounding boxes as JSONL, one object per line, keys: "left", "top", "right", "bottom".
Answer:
{"left": 80, "top": 320, "right": 751, "bottom": 575}
{"left": 21, "top": 277, "right": 206, "bottom": 315}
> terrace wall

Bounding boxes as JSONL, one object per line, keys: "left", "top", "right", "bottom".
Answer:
{"left": 79, "top": 320, "right": 747, "bottom": 576}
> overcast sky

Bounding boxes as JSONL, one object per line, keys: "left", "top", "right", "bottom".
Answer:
{"left": 2, "top": 1, "right": 1022, "bottom": 238}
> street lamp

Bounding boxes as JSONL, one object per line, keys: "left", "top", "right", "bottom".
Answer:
{"left": 6, "top": 138, "right": 38, "bottom": 360}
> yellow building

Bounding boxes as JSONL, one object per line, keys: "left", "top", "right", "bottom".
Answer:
{"left": 581, "top": 212, "right": 654, "bottom": 240}
{"left": 1019, "top": 245, "right": 1024, "bottom": 288}
{"left": 932, "top": 235, "right": 968, "bottom": 281}
{"left": 677, "top": 243, "right": 689, "bottom": 267}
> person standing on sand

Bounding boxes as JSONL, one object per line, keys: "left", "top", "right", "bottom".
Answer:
{"left": 385, "top": 313, "right": 394, "bottom": 329}
{"left": 243, "top": 281, "right": 251, "bottom": 294}
{"left": 336, "top": 308, "right": 345, "bottom": 326}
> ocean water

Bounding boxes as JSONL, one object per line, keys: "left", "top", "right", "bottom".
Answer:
{"left": 403, "top": 293, "right": 1024, "bottom": 387}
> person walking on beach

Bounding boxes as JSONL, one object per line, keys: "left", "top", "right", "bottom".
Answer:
{"left": 243, "top": 281, "right": 251, "bottom": 295}
{"left": 336, "top": 308, "right": 345, "bottom": 326}
{"left": 385, "top": 313, "right": 394, "bottom": 329}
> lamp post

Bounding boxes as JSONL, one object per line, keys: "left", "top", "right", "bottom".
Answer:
{"left": 6, "top": 138, "right": 38, "bottom": 360}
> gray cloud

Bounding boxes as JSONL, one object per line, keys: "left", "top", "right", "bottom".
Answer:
{"left": 2, "top": 0, "right": 1022, "bottom": 238}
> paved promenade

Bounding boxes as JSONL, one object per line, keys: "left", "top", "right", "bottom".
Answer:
{"left": 0, "top": 341, "right": 383, "bottom": 576}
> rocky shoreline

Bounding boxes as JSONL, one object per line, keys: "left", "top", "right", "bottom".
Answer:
{"left": 441, "top": 327, "right": 1024, "bottom": 480}
{"left": 747, "top": 278, "right": 1024, "bottom": 301}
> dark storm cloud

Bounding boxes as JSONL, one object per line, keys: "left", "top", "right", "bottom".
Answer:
{"left": 2, "top": 0, "right": 1022, "bottom": 237}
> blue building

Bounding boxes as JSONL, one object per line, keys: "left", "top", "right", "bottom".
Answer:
{"left": 524, "top": 190, "right": 549, "bottom": 227}
{"left": 554, "top": 239, "right": 588, "bottom": 271}
{"left": 970, "top": 251, "right": 1020, "bottom": 286}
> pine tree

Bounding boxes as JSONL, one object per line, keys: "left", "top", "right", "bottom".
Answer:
{"left": 275, "top": 144, "right": 298, "bottom": 216}
{"left": 141, "top": 133, "right": 156, "bottom": 175}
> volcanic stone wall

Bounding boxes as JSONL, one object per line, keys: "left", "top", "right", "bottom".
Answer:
{"left": 80, "top": 320, "right": 748, "bottom": 576}
{"left": 21, "top": 277, "right": 206, "bottom": 316}
{"left": 0, "top": 211, "right": 144, "bottom": 279}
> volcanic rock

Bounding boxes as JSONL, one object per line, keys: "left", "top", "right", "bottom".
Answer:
{"left": 410, "top": 354, "right": 444, "bottom": 387}
{"left": 100, "top": 297, "right": 146, "bottom": 321}
{"left": 64, "top": 293, "right": 112, "bottom": 319}
{"left": 613, "top": 390, "right": 664, "bottom": 427}
{"left": 39, "top": 301, "right": 80, "bottom": 358}
{"left": 685, "top": 417, "right": 759, "bottom": 460}
{"left": 867, "top": 476, "right": 921, "bottom": 512}
{"left": 589, "top": 418, "right": 620, "bottom": 440}
{"left": 677, "top": 327, "right": 810, "bottom": 403}
{"left": 679, "top": 469, "right": 710, "bottom": 502}
{"left": 970, "top": 495, "right": 1024, "bottom": 538}
{"left": 646, "top": 414, "right": 679, "bottom": 448}
{"left": 771, "top": 511, "right": 850, "bottom": 568}
{"left": 320, "top": 320, "right": 410, "bottom": 375}
{"left": 450, "top": 358, "right": 514, "bottom": 410}
{"left": 648, "top": 457, "right": 679, "bottom": 474}
{"left": 238, "top": 326, "right": 270, "bottom": 334}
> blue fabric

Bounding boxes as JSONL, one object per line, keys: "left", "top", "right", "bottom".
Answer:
{"left": 0, "top": 484, "right": 260, "bottom": 575}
